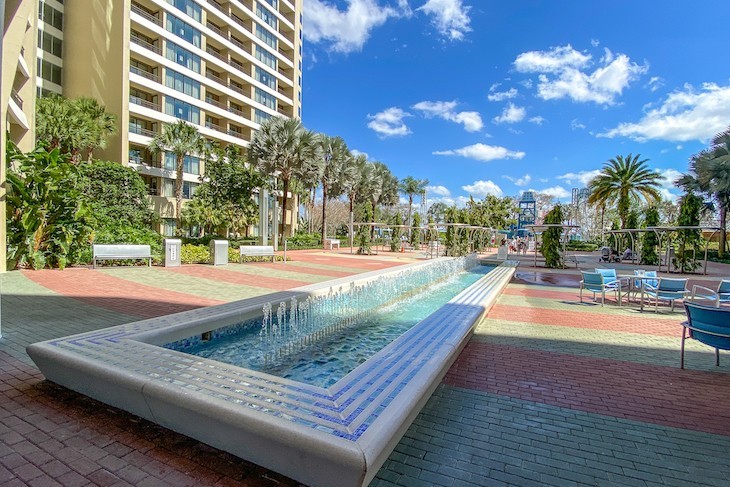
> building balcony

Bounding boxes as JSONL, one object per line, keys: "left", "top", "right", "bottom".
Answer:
{"left": 130, "top": 65, "right": 161, "bottom": 83}
{"left": 130, "top": 35, "right": 162, "bottom": 55}
{"left": 131, "top": 3, "right": 162, "bottom": 27}
{"left": 129, "top": 95, "right": 161, "bottom": 111}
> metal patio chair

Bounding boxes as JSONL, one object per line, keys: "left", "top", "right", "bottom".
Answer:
{"left": 580, "top": 271, "right": 623, "bottom": 306}
{"left": 681, "top": 302, "right": 730, "bottom": 369}
{"left": 643, "top": 277, "right": 689, "bottom": 312}
{"left": 691, "top": 279, "right": 730, "bottom": 308}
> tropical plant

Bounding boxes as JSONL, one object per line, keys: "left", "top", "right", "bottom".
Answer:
{"left": 410, "top": 212, "right": 421, "bottom": 247}
{"left": 640, "top": 206, "right": 660, "bottom": 265}
{"left": 587, "top": 154, "right": 662, "bottom": 229}
{"left": 541, "top": 204, "right": 566, "bottom": 268}
{"left": 148, "top": 120, "right": 206, "bottom": 230}
{"left": 399, "top": 176, "right": 429, "bottom": 234}
{"left": 677, "top": 128, "right": 730, "bottom": 257}
{"left": 356, "top": 201, "right": 373, "bottom": 255}
{"left": 6, "top": 143, "right": 91, "bottom": 269}
{"left": 342, "top": 153, "right": 369, "bottom": 246}
{"left": 673, "top": 192, "right": 703, "bottom": 273}
{"left": 389, "top": 212, "right": 403, "bottom": 252}
{"left": 427, "top": 202, "right": 448, "bottom": 224}
{"left": 319, "top": 135, "right": 352, "bottom": 240}
{"left": 248, "top": 117, "right": 320, "bottom": 239}
{"left": 36, "top": 95, "right": 117, "bottom": 163}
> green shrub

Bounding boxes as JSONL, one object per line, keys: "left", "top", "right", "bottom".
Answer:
{"left": 566, "top": 241, "right": 598, "bottom": 252}
{"left": 181, "top": 244, "right": 209, "bottom": 264}
{"left": 286, "top": 232, "right": 321, "bottom": 249}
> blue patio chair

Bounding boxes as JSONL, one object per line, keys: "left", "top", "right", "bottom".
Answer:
{"left": 580, "top": 271, "right": 623, "bottom": 306}
{"left": 632, "top": 270, "right": 658, "bottom": 301}
{"left": 691, "top": 279, "right": 730, "bottom": 308}
{"left": 681, "top": 302, "right": 730, "bottom": 369}
{"left": 643, "top": 277, "right": 689, "bottom": 312}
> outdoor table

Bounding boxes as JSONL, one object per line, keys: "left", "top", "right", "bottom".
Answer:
{"left": 619, "top": 274, "right": 660, "bottom": 312}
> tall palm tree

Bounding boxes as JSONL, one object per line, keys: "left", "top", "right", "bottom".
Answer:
{"left": 148, "top": 120, "right": 206, "bottom": 230}
{"left": 677, "top": 128, "right": 730, "bottom": 256}
{"left": 318, "top": 135, "right": 350, "bottom": 241}
{"left": 248, "top": 117, "right": 320, "bottom": 238}
{"left": 35, "top": 94, "right": 73, "bottom": 150}
{"left": 587, "top": 154, "right": 661, "bottom": 229}
{"left": 399, "top": 176, "right": 429, "bottom": 234}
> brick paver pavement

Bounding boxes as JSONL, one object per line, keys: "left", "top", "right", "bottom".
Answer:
{"left": 2, "top": 252, "right": 729, "bottom": 486}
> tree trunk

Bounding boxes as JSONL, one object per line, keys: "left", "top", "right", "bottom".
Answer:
{"left": 281, "top": 178, "right": 289, "bottom": 238}
{"left": 720, "top": 205, "right": 727, "bottom": 258}
{"left": 407, "top": 195, "right": 413, "bottom": 237}
{"left": 175, "top": 154, "right": 184, "bottom": 231}
{"left": 371, "top": 200, "right": 377, "bottom": 239}
{"left": 321, "top": 186, "right": 328, "bottom": 241}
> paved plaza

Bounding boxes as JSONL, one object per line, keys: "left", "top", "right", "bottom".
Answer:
{"left": 1, "top": 250, "right": 729, "bottom": 486}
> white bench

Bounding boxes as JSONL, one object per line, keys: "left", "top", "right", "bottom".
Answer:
{"left": 240, "top": 245, "right": 275, "bottom": 263}
{"left": 92, "top": 244, "right": 152, "bottom": 268}
{"left": 324, "top": 238, "right": 340, "bottom": 250}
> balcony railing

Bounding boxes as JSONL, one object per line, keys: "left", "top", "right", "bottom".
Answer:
{"left": 129, "top": 95, "right": 161, "bottom": 111}
{"left": 209, "top": 0, "right": 225, "bottom": 13}
{"left": 128, "top": 125, "right": 157, "bottom": 137}
{"left": 10, "top": 90, "right": 23, "bottom": 109}
{"left": 206, "top": 22, "right": 224, "bottom": 37}
{"left": 228, "top": 83, "right": 246, "bottom": 96}
{"left": 131, "top": 4, "right": 162, "bottom": 27}
{"left": 205, "top": 121, "right": 224, "bottom": 131}
{"left": 229, "top": 36, "right": 250, "bottom": 53}
{"left": 230, "top": 58, "right": 245, "bottom": 72}
{"left": 130, "top": 65, "right": 160, "bottom": 83}
{"left": 130, "top": 35, "right": 161, "bottom": 55}
{"left": 205, "top": 47, "right": 227, "bottom": 62}
{"left": 205, "top": 96, "right": 227, "bottom": 110}
{"left": 206, "top": 71, "right": 225, "bottom": 84}
{"left": 228, "top": 105, "right": 245, "bottom": 117}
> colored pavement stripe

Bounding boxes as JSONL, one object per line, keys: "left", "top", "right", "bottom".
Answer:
{"left": 21, "top": 268, "right": 222, "bottom": 318}
{"left": 222, "top": 263, "right": 335, "bottom": 281}
{"left": 489, "top": 303, "right": 682, "bottom": 337}
{"left": 443, "top": 342, "right": 730, "bottom": 437}
{"left": 159, "top": 265, "right": 311, "bottom": 290}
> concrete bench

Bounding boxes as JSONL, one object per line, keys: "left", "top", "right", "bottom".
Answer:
{"left": 93, "top": 244, "right": 152, "bottom": 268}
{"left": 240, "top": 245, "right": 275, "bottom": 263}
{"left": 324, "top": 238, "right": 340, "bottom": 250}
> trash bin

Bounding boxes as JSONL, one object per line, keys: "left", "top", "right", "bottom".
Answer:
{"left": 209, "top": 239, "right": 229, "bottom": 266}
{"left": 164, "top": 238, "right": 181, "bottom": 267}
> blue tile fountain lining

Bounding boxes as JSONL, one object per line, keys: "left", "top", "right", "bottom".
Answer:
{"left": 165, "top": 257, "right": 493, "bottom": 388}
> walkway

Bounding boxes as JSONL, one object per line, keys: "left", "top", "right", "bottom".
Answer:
{"left": 1, "top": 251, "right": 729, "bottom": 486}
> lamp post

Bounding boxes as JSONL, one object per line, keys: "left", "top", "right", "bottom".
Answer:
{"left": 322, "top": 149, "right": 331, "bottom": 243}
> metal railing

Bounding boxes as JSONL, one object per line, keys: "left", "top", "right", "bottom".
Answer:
{"left": 205, "top": 97, "right": 227, "bottom": 109}
{"left": 130, "top": 35, "right": 161, "bottom": 55}
{"left": 208, "top": 0, "right": 225, "bottom": 13}
{"left": 206, "top": 70, "right": 225, "bottom": 84}
{"left": 128, "top": 125, "right": 156, "bottom": 137}
{"left": 206, "top": 22, "right": 224, "bottom": 37}
{"left": 129, "top": 95, "right": 161, "bottom": 111}
{"left": 228, "top": 105, "right": 245, "bottom": 117}
{"left": 130, "top": 65, "right": 160, "bottom": 83}
{"left": 131, "top": 4, "right": 162, "bottom": 26}
{"left": 205, "top": 47, "right": 227, "bottom": 62}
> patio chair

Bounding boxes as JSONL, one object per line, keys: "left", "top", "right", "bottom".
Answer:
{"left": 690, "top": 279, "right": 730, "bottom": 308}
{"left": 642, "top": 277, "right": 689, "bottom": 312}
{"left": 631, "top": 270, "right": 657, "bottom": 301}
{"left": 680, "top": 302, "right": 730, "bottom": 369}
{"left": 580, "top": 271, "right": 623, "bottom": 306}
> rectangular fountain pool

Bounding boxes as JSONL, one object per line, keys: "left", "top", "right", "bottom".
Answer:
{"left": 27, "top": 257, "right": 517, "bottom": 487}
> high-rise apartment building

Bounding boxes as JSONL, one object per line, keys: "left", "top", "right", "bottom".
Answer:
{"left": 33, "top": 0, "right": 303, "bottom": 236}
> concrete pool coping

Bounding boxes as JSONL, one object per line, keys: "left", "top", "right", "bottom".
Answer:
{"left": 27, "top": 257, "right": 517, "bottom": 487}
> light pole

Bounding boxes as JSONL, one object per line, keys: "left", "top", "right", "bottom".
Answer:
{"left": 322, "top": 149, "right": 331, "bottom": 243}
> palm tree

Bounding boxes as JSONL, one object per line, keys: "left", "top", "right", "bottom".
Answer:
{"left": 75, "top": 97, "right": 118, "bottom": 162}
{"left": 587, "top": 154, "right": 662, "bottom": 229}
{"left": 35, "top": 94, "right": 73, "bottom": 150}
{"left": 248, "top": 117, "right": 320, "bottom": 238}
{"left": 399, "top": 176, "right": 429, "bottom": 235}
{"left": 343, "top": 154, "right": 369, "bottom": 247}
{"left": 318, "top": 135, "right": 351, "bottom": 241}
{"left": 148, "top": 120, "right": 206, "bottom": 230}
{"left": 677, "top": 128, "right": 730, "bottom": 256}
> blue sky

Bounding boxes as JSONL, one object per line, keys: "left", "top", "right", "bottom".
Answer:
{"left": 300, "top": 0, "right": 730, "bottom": 207}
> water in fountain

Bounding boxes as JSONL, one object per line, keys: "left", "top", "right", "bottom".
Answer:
{"left": 255, "top": 255, "right": 478, "bottom": 365}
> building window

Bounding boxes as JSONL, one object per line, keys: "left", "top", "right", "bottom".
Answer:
{"left": 167, "top": 0, "right": 202, "bottom": 23}
{"left": 255, "top": 47, "right": 277, "bottom": 70}
{"left": 255, "top": 88, "right": 276, "bottom": 110}
{"left": 183, "top": 181, "right": 198, "bottom": 199}
{"left": 261, "top": 0, "right": 278, "bottom": 9}
{"left": 256, "top": 3, "right": 277, "bottom": 29}
{"left": 162, "top": 218, "right": 176, "bottom": 236}
{"left": 165, "top": 69, "right": 200, "bottom": 98}
{"left": 164, "top": 152, "right": 201, "bottom": 175}
{"left": 164, "top": 96, "right": 200, "bottom": 124}
{"left": 38, "top": 1, "right": 63, "bottom": 30}
{"left": 166, "top": 14, "right": 201, "bottom": 48}
{"left": 37, "top": 30, "right": 63, "bottom": 58}
{"left": 37, "top": 58, "right": 62, "bottom": 85}
{"left": 255, "top": 24, "right": 277, "bottom": 50}
{"left": 254, "top": 109, "right": 272, "bottom": 125}
{"left": 255, "top": 66, "right": 276, "bottom": 90}
{"left": 166, "top": 41, "right": 201, "bottom": 73}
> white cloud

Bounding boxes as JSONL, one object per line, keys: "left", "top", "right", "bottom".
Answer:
{"left": 433, "top": 143, "right": 526, "bottom": 162}
{"left": 529, "top": 116, "right": 545, "bottom": 125}
{"left": 367, "top": 107, "right": 412, "bottom": 137}
{"left": 591, "top": 39, "right": 600, "bottom": 47}
{"left": 599, "top": 83, "right": 730, "bottom": 142}
{"left": 493, "top": 103, "right": 526, "bottom": 124}
{"left": 504, "top": 174, "right": 532, "bottom": 186}
{"left": 647, "top": 76, "right": 664, "bottom": 92}
{"left": 488, "top": 85, "right": 518, "bottom": 102}
{"left": 412, "top": 100, "right": 483, "bottom": 132}
{"left": 428, "top": 195, "right": 471, "bottom": 207}
{"left": 351, "top": 149, "right": 370, "bottom": 159}
{"left": 418, "top": 0, "right": 471, "bottom": 41}
{"left": 514, "top": 45, "right": 647, "bottom": 105}
{"left": 462, "top": 180, "right": 504, "bottom": 198}
{"left": 657, "top": 168, "right": 683, "bottom": 202}
{"left": 557, "top": 169, "right": 602, "bottom": 187}
{"left": 571, "top": 119, "right": 586, "bottom": 130}
{"left": 534, "top": 186, "right": 571, "bottom": 200}
{"left": 425, "top": 185, "right": 451, "bottom": 196}
{"left": 304, "top": 0, "right": 406, "bottom": 53}
{"left": 514, "top": 45, "right": 591, "bottom": 74}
